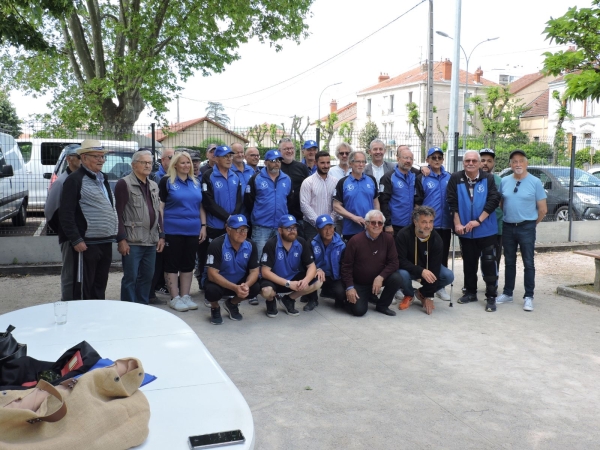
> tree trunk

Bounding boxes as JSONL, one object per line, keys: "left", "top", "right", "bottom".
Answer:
{"left": 101, "top": 90, "right": 145, "bottom": 139}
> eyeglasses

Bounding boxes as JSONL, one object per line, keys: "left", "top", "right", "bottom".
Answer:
{"left": 219, "top": 154, "right": 234, "bottom": 159}
{"left": 136, "top": 161, "right": 153, "bottom": 166}
{"left": 352, "top": 160, "right": 366, "bottom": 165}
{"left": 246, "top": 154, "right": 260, "bottom": 158}
{"left": 368, "top": 220, "right": 384, "bottom": 227}
{"left": 266, "top": 159, "right": 282, "bottom": 163}
{"left": 430, "top": 156, "right": 443, "bottom": 161}
{"left": 513, "top": 181, "right": 521, "bottom": 193}
{"left": 85, "top": 154, "right": 106, "bottom": 160}
{"left": 283, "top": 226, "right": 297, "bottom": 232}
{"left": 231, "top": 227, "right": 249, "bottom": 234}
{"left": 166, "top": 156, "right": 173, "bottom": 160}
{"left": 339, "top": 152, "right": 349, "bottom": 156}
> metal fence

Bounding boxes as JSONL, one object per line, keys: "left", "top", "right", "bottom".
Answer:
{"left": 1, "top": 122, "right": 599, "bottom": 235}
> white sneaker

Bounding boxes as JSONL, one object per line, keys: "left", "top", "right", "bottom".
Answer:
{"left": 435, "top": 287, "right": 451, "bottom": 301}
{"left": 181, "top": 294, "right": 198, "bottom": 310}
{"left": 496, "top": 294, "right": 514, "bottom": 304}
{"left": 392, "top": 289, "right": 404, "bottom": 305}
{"left": 169, "top": 296, "right": 189, "bottom": 312}
{"left": 523, "top": 297, "right": 534, "bottom": 311}
{"left": 204, "top": 298, "right": 211, "bottom": 308}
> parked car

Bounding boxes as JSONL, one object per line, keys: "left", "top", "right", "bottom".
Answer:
{"left": 589, "top": 167, "right": 600, "bottom": 180}
{"left": 0, "top": 132, "right": 28, "bottom": 226}
{"left": 499, "top": 166, "right": 600, "bottom": 221}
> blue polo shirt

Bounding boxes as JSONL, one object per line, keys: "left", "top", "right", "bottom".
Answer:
{"left": 232, "top": 163, "right": 256, "bottom": 194}
{"left": 261, "top": 235, "right": 314, "bottom": 281}
{"left": 206, "top": 234, "right": 258, "bottom": 283}
{"left": 158, "top": 176, "right": 203, "bottom": 236}
{"left": 333, "top": 174, "right": 379, "bottom": 235}
{"left": 202, "top": 168, "right": 241, "bottom": 229}
{"left": 500, "top": 173, "right": 546, "bottom": 223}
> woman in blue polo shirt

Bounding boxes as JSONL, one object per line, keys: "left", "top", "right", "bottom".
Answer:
{"left": 158, "top": 151, "right": 206, "bottom": 313}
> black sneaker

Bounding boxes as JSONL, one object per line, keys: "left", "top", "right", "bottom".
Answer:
{"left": 266, "top": 300, "right": 278, "bottom": 318}
{"left": 457, "top": 293, "right": 478, "bottom": 304}
{"left": 279, "top": 295, "right": 299, "bottom": 316}
{"left": 155, "top": 286, "right": 169, "bottom": 295}
{"left": 303, "top": 299, "right": 318, "bottom": 311}
{"left": 210, "top": 307, "right": 223, "bottom": 325}
{"left": 248, "top": 297, "right": 259, "bottom": 306}
{"left": 485, "top": 297, "right": 497, "bottom": 312}
{"left": 375, "top": 306, "right": 397, "bottom": 316}
{"left": 224, "top": 299, "right": 243, "bottom": 321}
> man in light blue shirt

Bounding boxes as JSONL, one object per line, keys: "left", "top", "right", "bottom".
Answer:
{"left": 497, "top": 150, "right": 547, "bottom": 312}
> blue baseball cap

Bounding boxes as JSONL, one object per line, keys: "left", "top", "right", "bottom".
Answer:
{"left": 427, "top": 147, "right": 443, "bottom": 158}
{"left": 264, "top": 150, "right": 283, "bottom": 161}
{"left": 278, "top": 214, "right": 297, "bottom": 228}
{"left": 214, "top": 145, "right": 233, "bottom": 157}
{"left": 315, "top": 214, "right": 334, "bottom": 229}
{"left": 303, "top": 140, "right": 318, "bottom": 150}
{"left": 226, "top": 214, "right": 248, "bottom": 229}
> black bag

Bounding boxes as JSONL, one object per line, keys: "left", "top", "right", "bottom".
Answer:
{"left": 0, "top": 325, "right": 27, "bottom": 365}
{"left": 0, "top": 340, "right": 101, "bottom": 390}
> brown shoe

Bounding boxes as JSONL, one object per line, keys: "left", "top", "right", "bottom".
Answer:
{"left": 399, "top": 295, "right": 413, "bottom": 310}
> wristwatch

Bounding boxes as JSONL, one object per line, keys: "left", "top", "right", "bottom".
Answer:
{"left": 475, "top": 218, "right": 482, "bottom": 224}
{"left": 285, "top": 280, "right": 291, "bottom": 288}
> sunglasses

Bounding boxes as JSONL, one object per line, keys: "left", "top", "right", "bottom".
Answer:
{"left": 430, "top": 155, "right": 443, "bottom": 161}
{"left": 464, "top": 159, "right": 479, "bottom": 163}
{"left": 368, "top": 220, "right": 384, "bottom": 227}
{"left": 513, "top": 180, "right": 521, "bottom": 193}
{"left": 339, "top": 152, "right": 349, "bottom": 156}
{"left": 266, "top": 159, "right": 282, "bottom": 163}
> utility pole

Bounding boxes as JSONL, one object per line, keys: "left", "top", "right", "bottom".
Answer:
{"left": 426, "top": 0, "right": 434, "bottom": 153}
{"left": 447, "top": 0, "right": 462, "bottom": 169}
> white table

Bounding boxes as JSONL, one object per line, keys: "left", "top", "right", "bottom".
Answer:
{"left": 0, "top": 300, "right": 255, "bottom": 449}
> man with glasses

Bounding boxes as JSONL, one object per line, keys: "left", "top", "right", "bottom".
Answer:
{"left": 260, "top": 215, "right": 321, "bottom": 318}
{"left": 301, "top": 140, "right": 318, "bottom": 174}
{"left": 204, "top": 215, "right": 260, "bottom": 325}
{"left": 447, "top": 150, "right": 501, "bottom": 312}
{"left": 231, "top": 142, "right": 255, "bottom": 194}
{"left": 333, "top": 150, "right": 379, "bottom": 242}
{"left": 245, "top": 147, "right": 261, "bottom": 172}
{"left": 114, "top": 150, "right": 164, "bottom": 305}
{"left": 60, "top": 139, "right": 118, "bottom": 300}
{"left": 341, "top": 209, "right": 401, "bottom": 317}
{"left": 479, "top": 148, "right": 504, "bottom": 270}
{"left": 245, "top": 150, "right": 292, "bottom": 258}
{"left": 157, "top": 148, "right": 174, "bottom": 178}
{"left": 497, "top": 150, "right": 547, "bottom": 312}
{"left": 200, "top": 143, "right": 218, "bottom": 175}
{"left": 279, "top": 138, "right": 310, "bottom": 238}
{"left": 365, "top": 139, "right": 394, "bottom": 185}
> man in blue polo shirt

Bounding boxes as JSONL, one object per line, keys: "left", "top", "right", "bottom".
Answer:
{"left": 260, "top": 215, "right": 321, "bottom": 318}
{"left": 497, "top": 150, "right": 547, "bottom": 312}
{"left": 245, "top": 150, "right": 293, "bottom": 257}
{"left": 231, "top": 142, "right": 255, "bottom": 194}
{"left": 205, "top": 215, "right": 260, "bottom": 325}
{"left": 302, "top": 140, "right": 318, "bottom": 174}
{"left": 302, "top": 214, "right": 346, "bottom": 311}
{"left": 332, "top": 150, "right": 379, "bottom": 242}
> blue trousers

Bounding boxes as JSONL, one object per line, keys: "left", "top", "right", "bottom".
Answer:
{"left": 121, "top": 244, "right": 156, "bottom": 304}
{"left": 397, "top": 265, "right": 454, "bottom": 298}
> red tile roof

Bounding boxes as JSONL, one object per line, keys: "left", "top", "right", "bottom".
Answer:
{"left": 521, "top": 90, "right": 550, "bottom": 118}
{"left": 319, "top": 102, "right": 357, "bottom": 123}
{"left": 359, "top": 61, "right": 497, "bottom": 94}
{"left": 152, "top": 117, "right": 248, "bottom": 143}
{"left": 508, "top": 72, "right": 545, "bottom": 94}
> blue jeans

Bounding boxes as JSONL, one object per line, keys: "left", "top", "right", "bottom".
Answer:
{"left": 121, "top": 245, "right": 156, "bottom": 304}
{"left": 252, "top": 225, "right": 277, "bottom": 257}
{"left": 397, "top": 265, "right": 455, "bottom": 297}
{"left": 502, "top": 220, "right": 536, "bottom": 298}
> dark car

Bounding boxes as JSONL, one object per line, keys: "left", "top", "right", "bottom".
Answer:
{"left": 499, "top": 166, "right": 600, "bottom": 221}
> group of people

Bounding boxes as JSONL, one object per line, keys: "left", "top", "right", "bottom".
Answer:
{"left": 45, "top": 137, "right": 547, "bottom": 325}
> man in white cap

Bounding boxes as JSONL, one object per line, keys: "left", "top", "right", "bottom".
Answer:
{"left": 60, "top": 139, "right": 118, "bottom": 300}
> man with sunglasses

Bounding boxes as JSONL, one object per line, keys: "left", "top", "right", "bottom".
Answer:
{"left": 204, "top": 215, "right": 260, "bottom": 325}
{"left": 447, "top": 150, "right": 501, "bottom": 312}
{"left": 329, "top": 142, "right": 352, "bottom": 180}
{"left": 60, "top": 139, "right": 118, "bottom": 300}
{"left": 496, "top": 150, "right": 547, "bottom": 312}
{"left": 260, "top": 215, "right": 321, "bottom": 318}
{"left": 301, "top": 140, "right": 318, "bottom": 174}
{"left": 157, "top": 148, "right": 174, "bottom": 178}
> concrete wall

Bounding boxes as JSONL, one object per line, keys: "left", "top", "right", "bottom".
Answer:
{"left": 0, "top": 221, "right": 598, "bottom": 264}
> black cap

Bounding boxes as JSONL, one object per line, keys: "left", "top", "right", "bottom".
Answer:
{"left": 509, "top": 149, "right": 527, "bottom": 159}
{"left": 479, "top": 148, "right": 495, "bottom": 158}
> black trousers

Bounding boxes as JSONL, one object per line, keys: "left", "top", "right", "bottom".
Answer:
{"left": 459, "top": 235, "right": 498, "bottom": 297}
{"left": 346, "top": 272, "right": 403, "bottom": 317}
{"left": 204, "top": 278, "right": 260, "bottom": 302}
{"left": 436, "top": 228, "right": 452, "bottom": 268}
{"left": 73, "top": 242, "right": 112, "bottom": 300}
{"left": 196, "top": 227, "right": 225, "bottom": 282}
{"left": 304, "top": 276, "right": 345, "bottom": 305}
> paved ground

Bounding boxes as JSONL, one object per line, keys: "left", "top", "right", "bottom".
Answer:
{"left": 1, "top": 252, "right": 599, "bottom": 449}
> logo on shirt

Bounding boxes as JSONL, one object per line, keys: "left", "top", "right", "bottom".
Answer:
{"left": 366, "top": 183, "right": 371, "bottom": 189}
{"left": 245, "top": 185, "right": 251, "bottom": 193}
{"left": 477, "top": 184, "right": 485, "bottom": 193}
{"left": 170, "top": 182, "right": 180, "bottom": 190}
{"left": 215, "top": 181, "right": 224, "bottom": 189}
{"left": 261, "top": 253, "right": 268, "bottom": 262}
{"left": 206, "top": 255, "right": 214, "bottom": 265}
{"left": 293, "top": 252, "right": 299, "bottom": 257}
{"left": 202, "top": 183, "right": 208, "bottom": 192}
{"left": 282, "top": 182, "right": 287, "bottom": 188}
{"left": 333, "top": 189, "right": 337, "bottom": 196}
{"left": 232, "top": 179, "right": 237, "bottom": 185}
{"left": 243, "top": 252, "right": 249, "bottom": 259}
{"left": 260, "top": 181, "right": 268, "bottom": 190}
{"left": 427, "top": 181, "right": 435, "bottom": 189}
{"left": 313, "top": 245, "right": 321, "bottom": 255}
{"left": 346, "top": 184, "right": 355, "bottom": 191}
{"left": 396, "top": 180, "right": 404, "bottom": 189}
{"left": 224, "top": 252, "right": 232, "bottom": 261}
{"left": 277, "top": 251, "right": 285, "bottom": 260}
{"left": 379, "top": 184, "right": 385, "bottom": 193}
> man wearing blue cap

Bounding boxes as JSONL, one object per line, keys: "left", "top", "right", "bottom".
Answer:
{"left": 204, "top": 215, "right": 260, "bottom": 325}
{"left": 245, "top": 149, "right": 293, "bottom": 257}
{"left": 302, "top": 140, "right": 318, "bottom": 174}
{"left": 260, "top": 214, "right": 321, "bottom": 317}
{"left": 302, "top": 214, "right": 346, "bottom": 311}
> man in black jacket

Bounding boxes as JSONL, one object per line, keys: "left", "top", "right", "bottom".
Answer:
{"left": 59, "top": 139, "right": 118, "bottom": 300}
{"left": 395, "top": 206, "right": 454, "bottom": 315}
{"left": 279, "top": 138, "right": 310, "bottom": 239}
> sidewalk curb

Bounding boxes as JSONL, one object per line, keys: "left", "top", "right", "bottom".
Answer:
{"left": 557, "top": 284, "right": 600, "bottom": 308}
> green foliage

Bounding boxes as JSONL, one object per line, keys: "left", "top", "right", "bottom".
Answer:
{"left": 198, "top": 137, "right": 227, "bottom": 149}
{"left": 543, "top": 1, "right": 600, "bottom": 101}
{"left": 358, "top": 120, "right": 379, "bottom": 152}
{"left": 551, "top": 90, "right": 573, "bottom": 164}
{"left": 0, "top": 91, "right": 22, "bottom": 138}
{"left": 338, "top": 121, "right": 354, "bottom": 144}
{"left": 205, "top": 102, "right": 230, "bottom": 127}
{"left": 0, "top": 0, "right": 314, "bottom": 135}
{"left": 406, "top": 102, "right": 426, "bottom": 159}
{"left": 575, "top": 147, "right": 600, "bottom": 168}
{"left": 247, "top": 124, "right": 270, "bottom": 147}
{"left": 316, "top": 113, "right": 338, "bottom": 151}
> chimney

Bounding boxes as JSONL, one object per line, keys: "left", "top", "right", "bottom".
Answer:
{"left": 378, "top": 72, "right": 390, "bottom": 83}
{"left": 330, "top": 99, "right": 338, "bottom": 113}
{"left": 443, "top": 59, "right": 452, "bottom": 81}
{"left": 474, "top": 67, "right": 483, "bottom": 84}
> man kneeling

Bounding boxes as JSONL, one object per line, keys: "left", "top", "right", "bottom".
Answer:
{"left": 205, "top": 215, "right": 260, "bottom": 325}
{"left": 396, "top": 206, "right": 455, "bottom": 315}
{"left": 260, "top": 215, "right": 322, "bottom": 317}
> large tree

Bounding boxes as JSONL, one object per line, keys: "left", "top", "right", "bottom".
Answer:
{"left": 0, "top": 91, "right": 22, "bottom": 138}
{"left": 205, "top": 102, "right": 229, "bottom": 127}
{"left": 543, "top": 1, "right": 600, "bottom": 101}
{"left": 0, "top": 0, "right": 313, "bottom": 137}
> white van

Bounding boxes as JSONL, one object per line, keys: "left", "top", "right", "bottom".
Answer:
{"left": 0, "top": 133, "right": 28, "bottom": 225}
{"left": 16, "top": 138, "right": 138, "bottom": 209}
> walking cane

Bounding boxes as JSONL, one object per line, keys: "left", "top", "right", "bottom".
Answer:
{"left": 77, "top": 251, "right": 84, "bottom": 300}
{"left": 449, "top": 231, "right": 455, "bottom": 308}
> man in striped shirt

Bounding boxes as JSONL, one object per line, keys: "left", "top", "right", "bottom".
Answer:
{"left": 300, "top": 151, "right": 340, "bottom": 244}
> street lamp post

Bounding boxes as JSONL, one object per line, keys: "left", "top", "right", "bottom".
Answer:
{"left": 436, "top": 31, "right": 499, "bottom": 151}
{"left": 317, "top": 82, "right": 342, "bottom": 148}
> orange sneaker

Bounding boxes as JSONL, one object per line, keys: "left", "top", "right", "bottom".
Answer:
{"left": 399, "top": 295, "right": 413, "bottom": 310}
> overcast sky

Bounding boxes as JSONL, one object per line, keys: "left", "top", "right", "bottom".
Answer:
{"left": 10, "top": 0, "right": 591, "bottom": 131}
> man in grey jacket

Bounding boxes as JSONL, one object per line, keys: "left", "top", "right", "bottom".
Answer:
{"left": 114, "top": 150, "right": 165, "bottom": 305}
{"left": 364, "top": 139, "right": 394, "bottom": 185}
